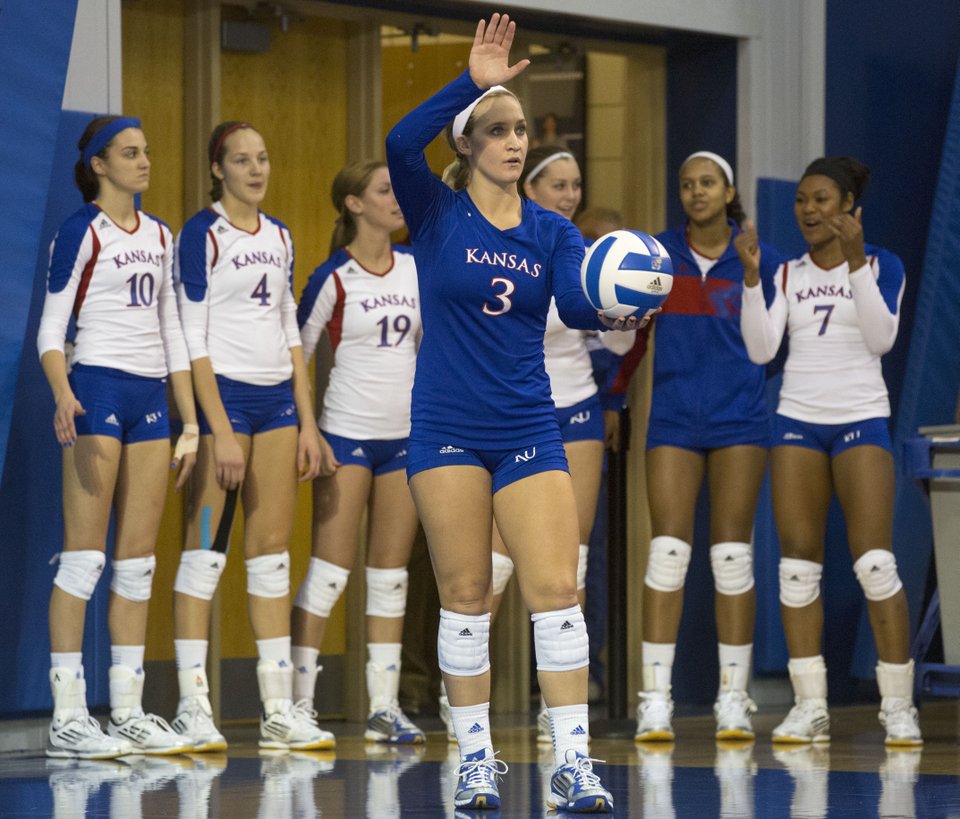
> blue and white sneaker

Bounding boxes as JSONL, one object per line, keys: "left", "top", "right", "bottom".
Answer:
{"left": 547, "top": 750, "right": 613, "bottom": 813}
{"left": 364, "top": 706, "right": 426, "bottom": 744}
{"left": 454, "top": 749, "right": 508, "bottom": 810}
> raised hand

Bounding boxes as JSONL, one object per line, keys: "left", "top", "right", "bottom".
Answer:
{"left": 826, "top": 206, "right": 867, "bottom": 271}
{"left": 469, "top": 12, "right": 530, "bottom": 89}
{"left": 734, "top": 219, "right": 761, "bottom": 286}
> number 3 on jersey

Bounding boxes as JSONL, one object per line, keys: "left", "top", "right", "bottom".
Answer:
{"left": 483, "top": 276, "right": 515, "bottom": 316}
{"left": 251, "top": 273, "right": 272, "bottom": 306}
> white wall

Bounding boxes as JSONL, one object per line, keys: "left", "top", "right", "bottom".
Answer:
{"left": 62, "top": 0, "right": 122, "bottom": 113}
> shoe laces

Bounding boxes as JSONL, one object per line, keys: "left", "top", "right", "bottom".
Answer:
{"left": 73, "top": 713, "right": 109, "bottom": 738}
{"left": 291, "top": 699, "right": 319, "bottom": 724}
{"left": 565, "top": 753, "right": 605, "bottom": 790}
{"left": 880, "top": 699, "right": 918, "bottom": 728}
{"left": 133, "top": 712, "right": 177, "bottom": 734}
{"left": 717, "top": 689, "right": 757, "bottom": 713}
{"left": 458, "top": 752, "right": 508, "bottom": 789}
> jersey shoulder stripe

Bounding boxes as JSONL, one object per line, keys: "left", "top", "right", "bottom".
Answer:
{"left": 298, "top": 248, "right": 350, "bottom": 328}
{"left": 325, "top": 271, "right": 347, "bottom": 352}
{"left": 48, "top": 203, "right": 99, "bottom": 293}
{"left": 178, "top": 208, "right": 219, "bottom": 301}
{"left": 145, "top": 212, "right": 172, "bottom": 248}
{"left": 72, "top": 231, "right": 102, "bottom": 318}
{"left": 865, "top": 243, "right": 905, "bottom": 314}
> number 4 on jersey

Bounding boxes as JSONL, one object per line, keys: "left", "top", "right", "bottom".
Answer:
{"left": 251, "top": 273, "right": 272, "bottom": 306}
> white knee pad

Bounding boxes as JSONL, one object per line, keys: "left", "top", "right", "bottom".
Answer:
{"left": 173, "top": 549, "right": 226, "bottom": 601}
{"left": 779, "top": 558, "right": 823, "bottom": 608}
{"left": 644, "top": 536, "right": 692, "bottom": 592}
{"left": 294, "top": 557, "right": 350, "bottom": 617}
{"left": 854, "top": 549, "right": 903, "bottom": 602}
{"left": 110, "top": 555, "right": 156, "bottom": 602}
{"left": 710, "top": 542, "right": 754, "bottom": 596}
{"left": 532, "top": 605, "right": 589, "bottom": 672}
{"left": 365, "top": 566, "right": 408, "bottom": 618}
{"left": 246, "top": 551, "right": 290, "bottom": 598}
{"left": 491, "top": 552, "right": 515, "bottom": 596}
{"left": 577, "top": 544, "right": 589, "bottom": 591}
{"left": 53, "top": 550, "right": 105, "bottom": 601}
{"left": 437, "top": 609, "right": 490, "bottom": 677}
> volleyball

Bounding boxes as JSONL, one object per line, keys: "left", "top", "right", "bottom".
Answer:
{"left": 581, "top": 230, "right": 673, "bottom": 319}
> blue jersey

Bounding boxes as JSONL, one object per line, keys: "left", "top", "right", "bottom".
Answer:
{"left": 650, "top": 221, "right": 781, "bottom": 435}
{"left": 386, "top": 71, "right": 601, "bottom": 448}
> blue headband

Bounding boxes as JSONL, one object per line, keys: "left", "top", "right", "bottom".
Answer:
{"left": 82, "top": 117, "right": 142, "bottom": 166}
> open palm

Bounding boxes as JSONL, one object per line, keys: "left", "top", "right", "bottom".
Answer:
{"left": 469, "top": 13, "right": 530, "bottom": 88}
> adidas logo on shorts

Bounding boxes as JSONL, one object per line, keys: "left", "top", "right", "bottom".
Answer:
{"left": 105, "top": 413, "right": 120, "bottom": 427}
{"left": 783, "top": 432, "right": 804, "bottom": 440}
{"left": 440, "top": 445, "right": 465, "bottom": 454}
{"left": 351, "top": 447, "right": 364, "bottom": 457}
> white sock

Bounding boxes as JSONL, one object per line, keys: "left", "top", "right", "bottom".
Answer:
{"left": 256, "top": 636, "right": 292, "bottom": 667}
{"left": 51, "top": 652, "right": 83, "bottom": 676}
{"left": 718, "top": 642, "right": 752, "bottom": 692}
{"left": 175, "top": 639, "right": 208, "bottom": 672}
{"left": 111, "top": 644, "right": 145, "bottom": 673}
{"left": 367, "top": 642, "right": 402, "bottom": 670}
{"left": 549, "top": 704, "right": 589, "bottom": 765}
{"left": 292, "top": 645, "right": 320, "bottom": 702}
{"left": 877, "top": 659, "right": 914, "bottom": 705}
{"left": 450, "top": 702, "right": 493, "bottom": 759}
{"left": 642, "top": 641, "right": 675, "bottom": 692}
{"left": 788, "top": 655, "right": 827, "bottom": 701}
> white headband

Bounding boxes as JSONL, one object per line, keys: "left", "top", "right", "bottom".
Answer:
{"left": 525, "top": 151, "right": 575, "bottom": 185}
{"left": 683, "top": 151, "right": 734, "bottom": 186}
{"left": 452, "top": 86, "right": 510, "bottom": 141}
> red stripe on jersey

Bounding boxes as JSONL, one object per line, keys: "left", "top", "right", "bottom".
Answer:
{"left": 157, "top": 220, "right": 166, "bottom": 248}
{"left": 326, "top": 272, "right": 347, "bottom": 352}
{"left": 207, "top": 228, "right": 219, "bottom": 270}
{"left": 73, "top": 229, "right": 101, "bottom": 319}
{"left": 660, "top": 275, "right": 738, "bottom": 317}
{"left": 781, "top": 261, "right": 789, "bottom": 294}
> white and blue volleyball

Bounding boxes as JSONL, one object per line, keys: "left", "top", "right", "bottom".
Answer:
{"left": 581, "top": 230, "right": 673, "bottom": 318}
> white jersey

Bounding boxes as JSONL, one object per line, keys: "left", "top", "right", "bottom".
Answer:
{"left": 37, "top": 203, "right": 189, "bottom": 377}
{"left": 543, "top": 299, "right": 597, "bottom": 409}
{"left": 175, "top": 201, "right": 300, "bottom": 386}
{"left": 740, "top": 247, "right": 905, "bottom": 424}
{"left": 298, "top": 246, "right": 420, "bottom": 439}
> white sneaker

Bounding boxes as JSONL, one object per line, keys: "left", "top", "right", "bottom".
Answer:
{"left": 536, "top": 706, "right": 552, "bottom": 745}
{"left": 260, "top": 699, "right": 336, "bottom": 751}
{"left": 772, "top": 699, "right": 830, "bottom": 744}
{"left": 365, "top": 705, "right": 425, "bottom": 744}
{"left": 635, "top": 691, "right": 674, "bottom": 742}
{"left": 48, "top": 713, "right": 131, "bottom": 759}
{"left": 714, "top": 689, "right": 758, "bottom": 741}
{"left": 438, "top": 692, "right": 457, "bottom": 744}
{"left": 108, "top": 712, "right": 193, "bottom": 755}
{"left": 173, "top": 696, "right": 227, "bottom": 753}
{"left": 879, "top": 697, "right": 923, "bottom": 747}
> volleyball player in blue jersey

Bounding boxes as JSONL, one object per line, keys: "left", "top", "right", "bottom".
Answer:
{"left": 386, "top": 13, "right": 637, "bottom": 813}
{"left": 635, "top": 152, "right": 782, "bottom": 743}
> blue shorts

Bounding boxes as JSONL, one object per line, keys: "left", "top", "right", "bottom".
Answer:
{"left": 557, "top": 395, "right": 604, "bottom": 444}
{"left": 322, "top": 430, "right": 408, "bottom": 476}
{"left": 69, "top": 364, "right": 169, "bottom": 443}
{"left": 198, "top": 375, "right": 298, "bottom": 436}
{"left": 772, "top": 414, "right": 893, "bottom": 457}
{"left": 406, "top": 433, "right": 569, "bottom": 493}
{"left": 646, "top": 418, "right": 769, "bottom": 455}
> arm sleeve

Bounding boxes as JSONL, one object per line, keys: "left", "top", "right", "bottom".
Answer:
{"left": 279, "top": 227, "right": 302, "bottom": 349}
{"left": 156, "top": 223, "right": 191, "bottom": 373}
{"left": 385, "top": 71, "right": 483, "bottom": 239}
{"left": 849, "top": 252, "right": 903, "bottom": 355}
{"left": 553, "top": 221, "right": 603, "bottom": 330}
{"left": 740, "top": 263, "right": 788, "bottom": 364}
{"left": 298, "top": 272, "right": 339, "bottom": 363}
{"left": 37, "top": 228, "right": 93, "bottom": 358}
{"left": 175, "top": 228, "right": 213, "bottom": 361}
{"left": 758, "top": 241, "right": 783, "bottom": 308}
